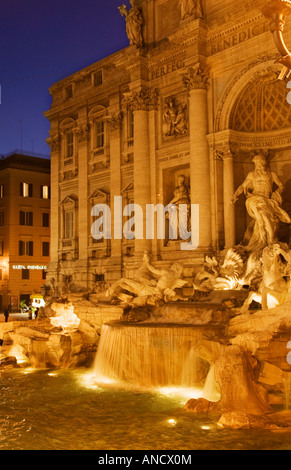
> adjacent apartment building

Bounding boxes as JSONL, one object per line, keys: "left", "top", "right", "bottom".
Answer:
{"left": 0, "top": 153, "right": 50, "bottom": 311}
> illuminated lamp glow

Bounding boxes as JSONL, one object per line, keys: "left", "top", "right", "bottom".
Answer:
{"left": 157, "top": 386, "right": 204, "bottom": 401}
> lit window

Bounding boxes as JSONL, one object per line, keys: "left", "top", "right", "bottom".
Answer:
{"left": 20, "top": 182, "right": 33, "bottom": 198}
{"left": 65, "top": 211, "right": 74, "bottom": 239}
{"left": 95, "top": 121, "right": 104, "bottom": 149}
{"left": 0, "top": 185, "right": 4, "bottom": 198}
{"left": 41, "top": 185, "right": 50, "bottom": 199}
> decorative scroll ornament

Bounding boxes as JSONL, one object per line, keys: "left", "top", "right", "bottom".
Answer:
{"left": 76, "top": 123, "right": 90, "bottom": 143}
{"left": 46, "top": 134, "right": 61, "bottom": 152}
{"left": 123, "top": 88, "right": 159, "bottom": 111}
{"left": 105, "top": 113, "right": 123, "bottom": 131}
{"left": 182, "top": 63, "right": 209, "bottom": 91}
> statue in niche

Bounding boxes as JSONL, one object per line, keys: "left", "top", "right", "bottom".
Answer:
{"left": 118, "top": 1, "right": 144, "bottom": 48}
{"left": 163, "top": 99, "right": 188, "bottom": 137}
{"left": 179, "top": 0, "right": 203, "bottom": 21}
{"left": 232, "top": 153, "right": 291, "bottom": 254}
{"left": 167, "top": 174, "right": 191, "bottom": 241}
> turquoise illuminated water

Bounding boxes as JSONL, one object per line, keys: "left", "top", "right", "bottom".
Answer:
{"left": 1, "top": 368, "right": 291, "bottom": 450}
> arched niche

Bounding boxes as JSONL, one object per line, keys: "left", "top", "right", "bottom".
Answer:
{"left": 209, "top": 56, "right": 291, "bottom": 249}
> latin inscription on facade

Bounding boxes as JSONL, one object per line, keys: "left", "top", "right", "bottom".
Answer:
{"left": 208, "top": 21, "right": 269, "bottom": 55}
{"left": 151, "top": 60, "right": 185, "bottom": 80}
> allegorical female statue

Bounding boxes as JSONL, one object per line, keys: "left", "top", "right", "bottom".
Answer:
{"left": 168, "top": 174, "right": 191, "bottom": 241}
{"left": 232, "top": 153, "right": 291, "bottom": 253}
{"left": 118, "top": 1, "right": 144, "bottom": 48}
{"left": 179, "top": 0, "right": 203, "bottom": 20}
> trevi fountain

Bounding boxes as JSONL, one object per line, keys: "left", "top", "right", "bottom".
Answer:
{"left": 1, "top": 148, "right": 291, "bottom": 450}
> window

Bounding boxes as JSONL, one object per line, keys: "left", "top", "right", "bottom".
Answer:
{"left": 41, "top": 185, "right": 50, "bottom": 199}
{"left": 128, "top": 110, "right": 134, "bottom": 139}
{"left": 65, "top": 211, "right": 74, "bottom": 239}
{"left": 42, "top": 242, "right": 50, "bottom": 257}
{"left": 19, "top": 241, "right": 33, "bottom": 256}
{"left": 0, "top": 269, "right": 2, "bottom": 281}
{"left": 22, "top": 269, "right": 30, "bottom": 280}
{"left": 95, "top": 274, "right": 105, "bottom": 282}
{"left": 0, "top": 185, "right": 4, "bottom": 198}
{"left": 42, "top": 213, "right": 50, "bottom": 228}
{"left": 93, "top": 70, "right": 103, "bottom": 87}
{"left": 19, "top": 211, "right": 33, "bottom": 226}
{"left": 0, "top": 212, "right": 4, "bottom": 226}
{"left": 0, "top": 241, "right": 3, "bottom": 256}
{"left": 66, "top": 132, "right": 74, "bottom": 159}
{"left": 95, "top": 121, "right": 104, "bottom": 150}
{"left": 42, "top": 269, "right": 47, "bottom": 280}
{"left": 20, "top": 182, "right": 33, "bottom": 198}
{"left": 65, "top": 84, "right": 73, "bottom": 100}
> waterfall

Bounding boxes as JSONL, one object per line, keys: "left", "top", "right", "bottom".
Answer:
{"left": 203, "top": 365, "right": 221, "bottom": 402}
{"left": 93, "top": 323, "right": 210, "bottom": 389}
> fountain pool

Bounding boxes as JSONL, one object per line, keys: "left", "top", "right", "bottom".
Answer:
{"left": 1, "top": 367, "right": 291, "bottom": 450}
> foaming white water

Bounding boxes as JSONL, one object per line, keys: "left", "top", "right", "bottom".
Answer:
{"left": 93, "top": 323, "right": 209, "bottom": 392}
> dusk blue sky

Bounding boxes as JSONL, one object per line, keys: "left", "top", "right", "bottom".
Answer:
{"left": 0, "top": 0, "right": 130, "bottom": 157}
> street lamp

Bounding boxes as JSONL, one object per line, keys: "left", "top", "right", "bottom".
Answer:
{"left": 263, "top": 0, "right": 291, "bottom": 78}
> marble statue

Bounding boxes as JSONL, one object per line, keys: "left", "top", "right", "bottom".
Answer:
{"left": 193, "top": 248, "right": 245, "bottom": 292}
{"left": 179, "top": 0, "right": 203, "bottom": 20}
{"left": 232, "top": 153, "right": 291, "bottom": 253}
{"left": 118, "top": 1, "right": 144, "bottom": 48}
{"left": 168, "top": 174, "right": 191, "bottom": 241}
{"left": 241, "top": 243, "right": 290, "bottom": 313}
{"left": 106, "top": 252, "right": 187, "bottom": 305}
{"left": 163, "top": 99, "right": 188, "bottom": 137}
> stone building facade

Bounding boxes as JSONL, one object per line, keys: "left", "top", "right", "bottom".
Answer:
{"left": 0, "top": 154, "right": 50, "bottom": 310}
{"left": 45, "top": 0, "right": 291, "bottom": 291}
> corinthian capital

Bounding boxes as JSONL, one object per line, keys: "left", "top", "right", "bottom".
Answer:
{"left": 123, "top": 87, "right": 159, "bottom": 111}
{"left": 183, "top": 63, "right": 209, "bottom": 91}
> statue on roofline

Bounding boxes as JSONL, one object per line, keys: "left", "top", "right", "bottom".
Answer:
{"left": 118, "top": 0, "right": 144, "bottom": 48}
{"left": 179, "top": 0, "right": 203, "bottom": 21}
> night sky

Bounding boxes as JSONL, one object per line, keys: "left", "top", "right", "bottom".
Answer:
{"left": 0, "top": 0, "right": 130, "bottom": 157}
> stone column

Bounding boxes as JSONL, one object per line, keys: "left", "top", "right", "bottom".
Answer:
{"left": 76, "top": 118, "right": 90, "bottom": 288}
{"left": 222, "top": 149, "right": 236, "bottom": 249}
{"left": 107, "top": 111, "right": 123, "bottom": 281}
{"left": 183, "top": 64, "right": 212, "bottom": 250}
{"left": 124, "top": 87, "right": 159, "bottom": 258}
{"left": 46, "top": 131, "right": 61, "bottom": 284}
